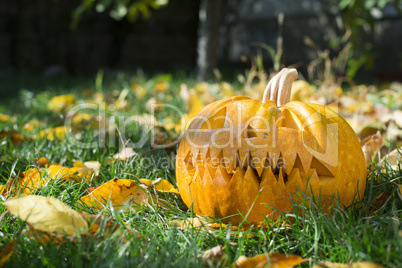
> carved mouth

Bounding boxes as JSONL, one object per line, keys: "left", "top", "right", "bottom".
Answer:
{"left": 180, "top": 147, "right": 335, "bottom": 186}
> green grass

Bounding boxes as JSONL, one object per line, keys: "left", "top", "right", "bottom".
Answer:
{"left": 0, "top": 71, "right": 401, "bottom": 267}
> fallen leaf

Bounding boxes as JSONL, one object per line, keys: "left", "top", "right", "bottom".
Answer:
{"left": 140, "top": 178, "right": 180, "bottom": 194}
{"left": 37, "top": 126, "right": 67, "bottom": 141}
{"left": 34, "top": 157, "right": 48, "bottom": 167}
{"left": 0, "top": 114, "right": 11, "bottom": 123}
{"left": 396, "top": 184, "right": 402, "bottom": 201}
{"left": 169, "top": 217, "right": 210, "bottom": 229}
{"left": 313, "top": 261, "right": 384, "bottom": 268}
{"left": 235, "top": 252, "right": 306, "bottom": 268}
{"left": 290, "top": 80, "right": 313, "bottom": 103}
{"left": 48, "top": 94, "right": 75, "bottom": 113}
{"left": 369, "top": 192, "right": 391, "bottom": 214}
{"left": 22, "top": 120, "right": 40, "bottom": 132}
{"left": 4, "top": 195, "right": 88, "bottom": 235}
{"left": 1, "top": 164, "right": 93, "bottom": 197}
{"left": 221, "top": 82, "right": 235, "bottom": 97}
{"left": 0, "top": 131, "right": 24, "bottom": 145}
{"left": 201, "top": 245, "right": 228, "bottom": 267}
{"left": 380, "top": 148, "right": 401, "bottom": 171}
{"left": 0, "top": 239, "right": 16, "bottom": 267}
{"left": 113, "top": 147, "right": 137, "bottom": 160}
{"left": 71, "top": 113, "right": 92, "bottom": 130}
{"left": 360, "top": 131, "right": 385, "bottom": 165}
{"left": 79, "top": 178, "right": 148, "bottom": 211}
{"left": 154, "top": 81, "right": 169, "bottom": 93}
{"left": 74, "top": 160, "right": 101, "bottom": 176}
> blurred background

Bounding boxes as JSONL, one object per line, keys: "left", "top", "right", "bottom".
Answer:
{"left": 1, "top": 0, "right": 401, "bottom": 81}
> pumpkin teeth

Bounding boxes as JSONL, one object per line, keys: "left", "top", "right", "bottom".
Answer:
{"left": 216, "top": 165, "right": 231, "bottom": 185}
{"left": 277, "top": 168, "right": 287, "bottom": 190}
{"left": 223, "top": 147, "right": 236, "bottom": 174}
{"left": 239, "top": 149, "right": 251, "bottom": 169}
{"left": 260, "top": 167, "right": 276, "bottom": 187}
{"left": 269, "top": 152, "right": 281, "bottom": 171}
{"left": 244, "top": 166, "right": 259, "bottom": 184}
{"left": 281, "top": 152, "right": 297, "bottom": 175}
{"left": 286, "top": 168, "right": 304, "bottom": 190}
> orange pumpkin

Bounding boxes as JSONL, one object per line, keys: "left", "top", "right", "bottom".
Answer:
{"left": 176, "top": 69, "right": 366, "bottom": 224}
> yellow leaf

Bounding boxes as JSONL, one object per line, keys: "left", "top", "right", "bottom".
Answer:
{"left": 154, "top": 81, "right": 169, "bottom": 93}
{"left": 73, "top": 160, "right": 84, "bottom": 168}
{"left": 1, "top": 164, "right": 90, "bottom": 197}
{"left": 221, "top": 82, "right": 235, "bottom": 97}
{"left": 71, "top": 113, "right": 92, "bottom": 130}
{"left": 48, "top": 94, "right": 75, "bottom": 113}
{"left": 0, "top": 131, "right": 24, "bottom": 145}
{"left": 4, "top": 195, "right": 88, "bottom": 235}
{"left": 396, "top": 184, "right": 402, "bottom": 201}
{"left": 37, "top": 126, "right": 67, "bottom": 141}
{"left": 34, "top": 157, "right": 48, "bottom": 167}
{"left": 290, "top": 80, "right": 313, "bottom": 103}
{"left": 22, "top": 120, "right": 39, "bottom": 132}
{"left": 0, "top": 239, "right": 16, "bottom": 267}
{"left": 140, "top": 178, "right": 180, "bottom": 194}
{"left": 188, "top": 91, "right": 204, "bottom": 117}
{"left": 235, "top": 252, "right": 306, "bottom": 268}
{"left": 79, "top": 178, "right": 148, "bottom": 211}
{"left": 0, "top": 114, "right": 10, "bottom": 122}
{"left": 47, "top": 164, "right": 82, "bottom": 182}
{"left": 313, "top": 261, "right": 384, "bottom": 268}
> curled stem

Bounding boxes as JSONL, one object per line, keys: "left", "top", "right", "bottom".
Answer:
{"left": 262, "top": 68, "right": 298, "bottom": 106}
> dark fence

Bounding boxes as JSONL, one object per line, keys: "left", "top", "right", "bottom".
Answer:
{"left": 0, "top": 0, "right": 199, "bottom": 74}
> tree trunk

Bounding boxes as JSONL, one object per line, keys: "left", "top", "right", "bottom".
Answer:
{"left": 197, "top": 0, "right": 223, "bottom": 81}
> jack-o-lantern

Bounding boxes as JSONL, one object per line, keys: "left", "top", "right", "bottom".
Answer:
{"left": 176, "top": 69, "right": 366, "bottom": 224}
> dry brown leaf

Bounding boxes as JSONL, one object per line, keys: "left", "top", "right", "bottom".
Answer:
{"left": 235, "top": 252, "right": 306, "bottom": 268}
{"left": 0, "top": 239, "right": 16, "bottom": 267}
{"left": 201, "top": 245, "right": 228, "bottom": 267}
{"left": 369, "top": 192, "right": 391, "bottom": 214}
{"left": 113, "top": 148, "right": 137, "bottom": 160}
{"left": 360, "top": 131, "right": 385, "bottom": 165}
{"left": 380, "top": 148, "right": 401, "bottom": 171}
{"left": 313, "top": 261, "right": 384, "bottom": 268}
{"left": 79, "top": 178, "right": 148, "bottom": 211}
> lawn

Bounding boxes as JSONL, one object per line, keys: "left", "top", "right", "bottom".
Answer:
{"left": 0, "top": 70, "right": 401, "bottom": 267}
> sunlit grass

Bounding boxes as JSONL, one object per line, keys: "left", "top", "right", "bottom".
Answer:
{"left": 0, "top": 71, "right": 401, "bottom": 267}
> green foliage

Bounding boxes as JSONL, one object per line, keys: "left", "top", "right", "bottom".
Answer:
{"left": 334, "top": 0, "right": 402, "bottom": 78}
{"left": 71, "top": 0, "right": 169, "bottom": 29}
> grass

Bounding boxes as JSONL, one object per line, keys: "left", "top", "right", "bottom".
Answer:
{"left": 0, "top": 70, "right": 401, "bottom": 267}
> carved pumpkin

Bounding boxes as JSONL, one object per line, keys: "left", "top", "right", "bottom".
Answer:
{"left": 176, "top": 69, "right": 366, "bottom": 224}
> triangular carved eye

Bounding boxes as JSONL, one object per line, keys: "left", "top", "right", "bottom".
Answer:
{"left": 200, "top": 107, "right": 227, "bottom": 129}
{"left": 310, "top": 156, "right": 335, "bottom": 179}
{"left": 278, "top": 109, "right": 302, "bottom": 130}
{"left": 240, "top": 125, "right": 259, "bottom": 138}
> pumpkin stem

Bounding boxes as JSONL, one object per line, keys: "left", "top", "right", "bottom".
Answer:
{"left": 262, "top": 68, "right": 298, "bottom": 106}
